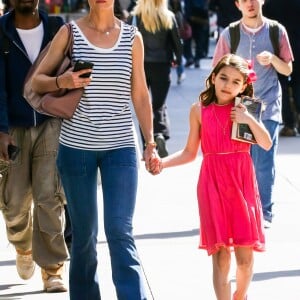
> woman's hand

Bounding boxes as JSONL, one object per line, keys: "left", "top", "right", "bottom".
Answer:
{"left": 143, "top": 144, "right": 161, "bottom": 175}
{"left": 57, "top": 68, "right": 92, "bottom": 90}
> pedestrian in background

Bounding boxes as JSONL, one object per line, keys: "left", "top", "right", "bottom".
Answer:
{"left": 0, "top": 0, "right": 5, "bottom": 15}
{"left": 154, "top": 54, "right": 272, "bottom": 300}
{"left": 212, "top": 0, "right": 294, "bottom": 229}
{"left": 263, "top": 0, "right": 300, "bottom": 137}
{"left": 169, "top": 0, "right": 187, "bottom": 84}
{"left": 0, "top": 0, "right": 68, "bottom": 293}
{"left": 183, "top": 0, "right": 210, "bottom": 68}
{"left": 128, "top": 0, "right": 183, "bottom": 157}
{"left": 209, "top": 0, "right": 241, "bottom": 38}
{"left": 118, "top": 0, "right": 136, "bottom": 20}
{"left": 31, "top": 0, "right": 159, "bottom": 298}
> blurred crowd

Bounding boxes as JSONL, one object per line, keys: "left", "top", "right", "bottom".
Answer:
{"left": 117, "top": 0, "right": 300, "bottom": 136}
{"left": 1, "top": 0, "right": 299, "bottom": 134}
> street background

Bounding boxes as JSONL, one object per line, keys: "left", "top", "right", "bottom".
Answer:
{"left": 0, "top": 38, "right": 300, "bottom": 300}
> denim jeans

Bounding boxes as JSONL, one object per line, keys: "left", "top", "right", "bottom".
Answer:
{"left": 251, "top": 120, "right": 279, "bottom": 222}
{"left": 176, "top": 62, "right": 184, "bottom": 77}
{"left": 57, "top": 145, "right": 147, "bottom": 300}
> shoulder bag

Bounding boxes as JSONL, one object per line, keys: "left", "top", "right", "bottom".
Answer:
{"left": 23, "top": 23, "right": 83, "bottom": 119}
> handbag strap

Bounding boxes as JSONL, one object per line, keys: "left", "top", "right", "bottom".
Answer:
{"left": 63, "top": 23, "right": 73, "bottom": 58}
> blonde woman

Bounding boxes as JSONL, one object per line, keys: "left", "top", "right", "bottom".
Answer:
{"left": 0, "top": 0, "right": 5, "bottom": 15}
{"left": 129, "top": 0, "right": 183, "bottom": 157}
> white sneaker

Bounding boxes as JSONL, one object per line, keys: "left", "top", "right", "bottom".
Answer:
{"left": 16, "top": 250, "right": 36, "bottom": 280}
{"left": 177, "top": 72, "right": 186, "bottom": 85}
{"left": 264, "top": 219, "right": 272, "bottom": 229}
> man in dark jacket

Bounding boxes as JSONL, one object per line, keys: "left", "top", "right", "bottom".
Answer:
{"left": 0, "top": 0, "right": 68, "bottom": 292}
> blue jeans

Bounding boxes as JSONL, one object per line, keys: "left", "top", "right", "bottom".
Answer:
{"left": 251, "top": 120, "right": 279, "bottom": 222}
{"left": 176, "top": 62, "right": 184, "bottom": 77}
{"left": 57, "top": 145, "right": 147, "bottom": 300}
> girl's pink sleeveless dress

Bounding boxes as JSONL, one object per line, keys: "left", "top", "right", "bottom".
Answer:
{"left": 198, "top": 102, "right": 265, "bottom": 255}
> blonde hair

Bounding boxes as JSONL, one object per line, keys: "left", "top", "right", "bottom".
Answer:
{"left": 132, "top": 0, "right": 174, "bottom": 33}
{"left": 0, "top": 0, "right": 5, "bottom": 11}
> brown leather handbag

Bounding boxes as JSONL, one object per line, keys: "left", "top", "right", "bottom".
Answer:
{"left": 23, "top": 23, "right": 83, "bottom": 119}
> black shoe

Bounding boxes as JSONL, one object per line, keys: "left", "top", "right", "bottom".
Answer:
{"left": 155, "top": 134, "right": 168, "bottom": 158}
{"left": 184, "top": 59, "right": 194, "bottom": 68}
{"left": 279, "top": 126, "right": 297, "bottom": 137}
{"left": 194, "top": 60, "right": 200, "bottom": 68}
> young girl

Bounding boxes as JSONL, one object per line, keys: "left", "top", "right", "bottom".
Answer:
{"left": 155, "top": 54, "right": 272, "bottom": 300}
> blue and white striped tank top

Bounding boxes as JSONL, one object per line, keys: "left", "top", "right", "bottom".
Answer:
{"left": 59, "top": 20, "right": 136, "bottom": 150}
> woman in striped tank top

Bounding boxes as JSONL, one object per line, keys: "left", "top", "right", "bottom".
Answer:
{"left": 32, "top": 0, "right": 161, "bottom": 299}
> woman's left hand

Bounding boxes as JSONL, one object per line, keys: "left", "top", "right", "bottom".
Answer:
{"left": 57, "top": 68, "right": 92, "bottom": 89}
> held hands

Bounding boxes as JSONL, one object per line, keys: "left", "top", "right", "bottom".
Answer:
{"left": 143, "top": 143, "right": 162, "bottom": 175}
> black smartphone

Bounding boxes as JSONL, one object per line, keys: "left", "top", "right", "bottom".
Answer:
{"left": 8, "top": 144, "right": 20, "bottom": 161}
{"left": 73, "top": 60, "right": 94, "bottom": 78}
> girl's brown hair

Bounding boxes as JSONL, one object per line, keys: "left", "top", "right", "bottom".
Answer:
{"left": 200, "top": 54, "right": 255, "bottom": 106}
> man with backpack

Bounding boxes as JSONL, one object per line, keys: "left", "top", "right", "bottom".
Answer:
{"left": 212, "top": 0, "right": 294, "bottom": 229}
{"left": 264, "top": 0, "right": 300, "bottom": 137}
{"left": 0, "top": 0, "right": 68, "bottom": 292}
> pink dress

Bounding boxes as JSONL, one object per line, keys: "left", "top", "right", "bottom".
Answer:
{"left": 198, "top": 102, "right": 265, "bottom": 255}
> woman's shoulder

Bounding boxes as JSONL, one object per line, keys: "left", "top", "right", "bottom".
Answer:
{"left": 122, "top": 20, "right": 139, "bottom": 42}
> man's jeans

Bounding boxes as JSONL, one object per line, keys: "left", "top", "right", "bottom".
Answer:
{"left": 251, "top": 120, "right": 279, "bottom": 222}
{"left": 57, "top": 145, "right": 147, "bottom": 300}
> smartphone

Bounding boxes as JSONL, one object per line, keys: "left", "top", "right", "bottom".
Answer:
{"left": 8, "top": 144, "right": 20, "bottom": 161}
{"left": 73, "top": 60, "right": 94, "bottom": 78}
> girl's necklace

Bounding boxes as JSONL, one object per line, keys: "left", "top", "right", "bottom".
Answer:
{"left": 212, "top": 104, "right": 230, "bottom": 135}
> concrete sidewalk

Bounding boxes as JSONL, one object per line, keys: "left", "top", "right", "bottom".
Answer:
{"left": 1, "top": 40, "right": 300, "bottom": 300}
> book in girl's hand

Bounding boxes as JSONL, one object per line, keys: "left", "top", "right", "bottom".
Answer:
{"left": 231, "top": 96, "right": 264, "bottom": 144}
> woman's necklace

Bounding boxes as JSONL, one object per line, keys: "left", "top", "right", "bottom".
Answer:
{"left": 212, "top": 104, "right": 230, "bottom": 136}
{"left": 87, "top": 18, "right": 117, "bottom": 36}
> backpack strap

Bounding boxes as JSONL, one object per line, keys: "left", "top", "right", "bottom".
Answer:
{"left": 229, "top": 20, "right": 241, "bottom": 54}
{"left": 229, "top": 19, "right": 280, "bottom": 56}
{"left": 268, "top": 19, "right": 280, "bottom": 57}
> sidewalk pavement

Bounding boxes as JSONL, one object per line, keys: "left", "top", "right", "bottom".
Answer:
{"left": 1, "top": 39, "right": 300, "bottom": 300}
